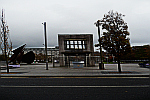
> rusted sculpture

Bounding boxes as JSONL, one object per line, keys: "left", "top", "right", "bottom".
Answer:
{"left": 9, "top": 44, "right": 35, "bottom": 64}
{"left": 22, "top": 51, "right": 35, "bottom": 64}
{"left": 9, "top": 44, "right": 26, "bottom": 64}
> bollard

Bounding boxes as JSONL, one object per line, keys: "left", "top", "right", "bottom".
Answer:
{"left": 99, "top": 62, "right": 104, "bottom": 69}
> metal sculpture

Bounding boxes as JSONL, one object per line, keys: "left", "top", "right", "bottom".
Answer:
{"left": 9, "top": 44, "right": 26, "bottom": 64}
{"left": 22, "top": 51, "right": 35, "bottom": 64}
{"left": 9, "top": 44, "right": 35, "bottom": 64}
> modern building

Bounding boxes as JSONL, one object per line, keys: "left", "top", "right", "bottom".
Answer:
{"left": 58, "top": 33, "right": 95, "bottom": 67}
{"left": 24, "top": 46, "right": 59, "bottom": 62}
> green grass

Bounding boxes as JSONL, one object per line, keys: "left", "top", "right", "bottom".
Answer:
{"left": 103, "top": 62, "right": 115, "bottom": 64}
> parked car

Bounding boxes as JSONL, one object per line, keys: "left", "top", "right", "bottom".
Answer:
{"left": 139, "top": 63, "right": 149, "bottom": 68}
{"left": 145, "top": 63, "right": 149, "bottom": 68}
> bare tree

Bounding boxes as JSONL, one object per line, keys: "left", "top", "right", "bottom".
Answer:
{"left": 1, "top": 9, "right": 12, "bottom": 73}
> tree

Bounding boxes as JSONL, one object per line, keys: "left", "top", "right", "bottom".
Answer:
{"left": 0, "top": 54, "right": 6, "bottom": 61}
{"left": 132, "top": 45, "right": 150, "bottom": 60}
{"left": 99, "top": 10, "right": 131, "bottom": 73}
{"left": 1, "top": 9, "right": 12, "bottom": 73}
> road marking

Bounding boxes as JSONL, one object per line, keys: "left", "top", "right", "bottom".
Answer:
{"left": 1, "top": 77, "right": 149, "bottom": 78}
{"left": 1, "top": 85, "right": 149, "bottom": 88}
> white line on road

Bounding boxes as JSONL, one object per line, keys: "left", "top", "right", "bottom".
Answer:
{"left": 1, "top": 85, "right": 149, "bottom": 88}
{"left": 1, "top": 77, "right": 149, "bottom": 78}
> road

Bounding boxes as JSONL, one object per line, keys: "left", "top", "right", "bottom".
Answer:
{"left": 0, "top": 77, "right": 149, "bottom": 100}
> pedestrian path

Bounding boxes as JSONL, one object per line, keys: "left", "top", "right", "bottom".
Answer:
{"left": 0, "top": 63, "right": 149, "bottom": 77}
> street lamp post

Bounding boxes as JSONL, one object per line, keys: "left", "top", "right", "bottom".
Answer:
{"left": 43, "top": 22, "right": 48, "bottom": 70}
{"left": 96, "top": 20, "right": 104, "bottom": 69}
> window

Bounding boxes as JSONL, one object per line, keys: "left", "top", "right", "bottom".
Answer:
{"left": 70, "top": 45, "right": 74, "bottom": 49}
{"left": 78, "top": 41, "right": 81, "bottom": 44}
{"left": 67, "top": 45, "right": 69, "bottom": 49}
{"left": 70, "top": 41, "right": 73, "bottom": 44}
{"left": 75, "top": 45, "right": 78, "bottom": 49}
{"left": 64, "top": 39, "right": 87, "bottom": 50}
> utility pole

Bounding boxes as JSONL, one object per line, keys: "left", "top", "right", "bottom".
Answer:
{"left": 96, "top": 20, "right": 104, "bottom": 69}
{"left": 43, "top": 22, "right": 48, "bottom": 70}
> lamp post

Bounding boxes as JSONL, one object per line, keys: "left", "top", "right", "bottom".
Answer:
{"left": 42, "top": 22, "right": 48, "bottom": 70}
{"left": 95, "top": 20, "right": 104, "bottom": 69}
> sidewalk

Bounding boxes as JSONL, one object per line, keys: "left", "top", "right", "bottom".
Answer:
{"left": 0, "top": 63, "right": 149, "bottom": 77}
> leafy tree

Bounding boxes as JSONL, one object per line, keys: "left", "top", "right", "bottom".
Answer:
{"left": 99, "top": 10, "right": 131, "bottom": 72}
{"left": 132, "top": 45, "right": 150, "bottom": 60}
{"left": 0, "top": 54, "right": 6, "bottom": 61}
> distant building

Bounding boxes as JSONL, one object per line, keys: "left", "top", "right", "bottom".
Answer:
{"left": 131, "top": 45, "right": 150, "bottom": 60}
{"left": 24, "top": 46, "right": 59, "bottom": 62}
{"left": 58, "top": 33, "right": 95, "bottom": 67}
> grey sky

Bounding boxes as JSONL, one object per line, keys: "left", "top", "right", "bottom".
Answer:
{"left": 1, "top": 0, "right": 150, "bottom": 49}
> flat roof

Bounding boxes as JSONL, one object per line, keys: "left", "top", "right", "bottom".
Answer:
{"left": 58, "top": 33, "right": 93, "bottom": 35}
{"left": 25, "top": 47, "right": 55, "bottom": 48}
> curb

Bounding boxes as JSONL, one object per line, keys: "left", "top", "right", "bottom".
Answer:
{"left": 1, "top": 74, "right": 149, "bottom": 78}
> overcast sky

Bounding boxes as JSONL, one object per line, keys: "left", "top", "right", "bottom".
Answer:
{"left": 1, "top": 0, "right": 150, "bottom": 49}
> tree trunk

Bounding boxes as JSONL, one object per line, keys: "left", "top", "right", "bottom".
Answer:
{"left": 118, "top": 55, "right": 121, "bottom": 73}
{"left": 117, "top": 41, "right": 121, "bottom": 73}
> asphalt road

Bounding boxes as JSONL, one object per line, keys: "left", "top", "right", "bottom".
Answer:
{"left": 0, "top": 78, "right": 149, "bottom": 100}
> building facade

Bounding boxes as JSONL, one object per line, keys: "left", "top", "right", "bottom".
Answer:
{"left": 24, "top": 46, "right": 59, "bottom": 62}
{"left": 58, "top": 33, "right": 95, "bottom": 67}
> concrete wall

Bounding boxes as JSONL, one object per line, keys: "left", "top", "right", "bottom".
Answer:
{"left": 58, "top": 34, "right": 94, "bottom": 67}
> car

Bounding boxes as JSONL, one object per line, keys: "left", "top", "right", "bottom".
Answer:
{"left": 145, "top": 63, "right": 149, "bottom": 68}
{"left": 139, "top": 63, "right": 149, "bottom": 68}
